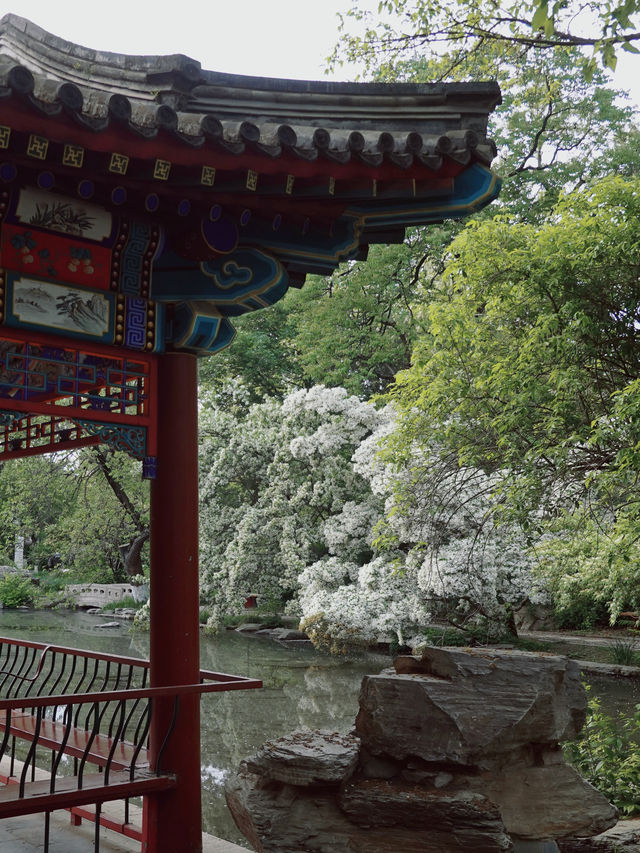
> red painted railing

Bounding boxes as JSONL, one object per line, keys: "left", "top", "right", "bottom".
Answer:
{"left": 0, "top": 636, "right": 261, "bottom": 851}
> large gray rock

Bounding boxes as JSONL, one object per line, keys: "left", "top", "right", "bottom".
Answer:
{"left": 245, "top": 729, "right": 359, "bottom": 786}
{"left": 469, "top": 757, "right": 618, "bottom": 839}
{"left": 228, "top": 646, "right": 616, "bottom": 853}
{"left": 226, "top": 766, "right": 514, "bottom": 853}
{"left": 357, "top": 648, "right": 586, "bottom": 764}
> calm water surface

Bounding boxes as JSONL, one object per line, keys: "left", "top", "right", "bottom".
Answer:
{"left": 0, "top": 610, "right": 389, "bottom": 846}
{"left": 0, "top": 611, "right": 636, "bottom": 846}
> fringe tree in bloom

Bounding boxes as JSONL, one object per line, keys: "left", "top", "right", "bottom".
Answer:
{"left": 199, "top": 385, "right": 542, "bottom": 646}
{"left": 198, "top": 386, "right": 387, "bottom": 624}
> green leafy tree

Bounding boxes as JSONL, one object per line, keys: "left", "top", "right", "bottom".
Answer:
{"left": 384, "top": 175, "right": 640, "bottom": 623}
{"left": 565, "top": 695, "right": 640, "bottom": 816}
{"left": 0, "top": 448, "right": 149, "bottom": 583}
{"left": 197, "top": 300, "right": 305, "bottom": 403}
{"left": 286, "top": 238, "right": 430, "bottom": 397}
{"left": 333, "top": 0, "right": 640, "bottom": 79}
{"left": 56, "top": 448, "right": 149, "bottom": 582}
{"left": 0, "top": 455, "right": 77, "bottom": 568}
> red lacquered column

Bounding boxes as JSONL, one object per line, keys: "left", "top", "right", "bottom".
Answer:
{"left": 144, "top": 352, "right": 202, "bottom": 853}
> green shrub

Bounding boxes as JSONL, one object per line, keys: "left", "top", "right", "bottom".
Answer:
{"left": 564, "top": 695, "right": 640, "bottom": 816}
{"left": 219, "top": 610, "right": 284, "bottom": 629}
{"left": 611, "top": 638, "right": 638, "bottom": 666}
{"left": 35, "top": 572, "right": 66, "bottom": 594}
{"left": 101, "top": 596, "right": 140, "bottom": 611}
{"left": 0, "top": 574, "right": 35, "bottom": 608}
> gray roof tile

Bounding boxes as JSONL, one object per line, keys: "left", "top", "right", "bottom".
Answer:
{"left": 0, "top": 13, "right": 500, "bottom": 170}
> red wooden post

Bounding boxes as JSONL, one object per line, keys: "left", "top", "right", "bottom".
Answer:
{"left": 144, "top": 352, "right": 202, "bottom": 853}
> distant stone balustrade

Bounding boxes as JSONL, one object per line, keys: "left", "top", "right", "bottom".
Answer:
{"left": 64, "top": 583, "right": 139, "bottom": 608}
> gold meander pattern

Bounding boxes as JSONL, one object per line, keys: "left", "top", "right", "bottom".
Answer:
{"left": 109, "top": 153, "right": 129, "bottom": 175}
{"left": 62, "top": 144, "right": 84, "bottom": 168}
{"left": 27, "top": 135, "right": 48, "bottom": 160}
{"left": 201, "top": 166, "right": 216, "bottom": 186}
{"left": 153, "top": 159, "right": 171, "bottom": 181}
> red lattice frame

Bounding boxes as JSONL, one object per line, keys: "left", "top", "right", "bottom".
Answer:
{"left": 0, "top": 328, "right": 157, "bottom": 463}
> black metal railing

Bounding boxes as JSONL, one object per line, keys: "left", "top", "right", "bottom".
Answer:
{"left": 0, "top": 636, "right": 262, "bottom": 852}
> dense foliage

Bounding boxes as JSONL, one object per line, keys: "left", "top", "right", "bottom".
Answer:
{"left": 565, "top": 696, "right": 640, "bottom": 816}
{"left": 384, "top": 176, "right": 640, "bottom": 626}
{"left": 0, "top": 574, "right": 35, "bottom": 608}
{"left": 198, "top": 385, "right": 539, "bottom": 645}
{"left": 0, "top": 449, "right": 148, "bottom": 583}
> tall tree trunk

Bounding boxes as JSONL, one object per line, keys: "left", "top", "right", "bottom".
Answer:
{"left": 93, "top": 448, "right": 148, "bottom": 578}
{"left": 118, "top": 529, "right": 150, "bottom": 578}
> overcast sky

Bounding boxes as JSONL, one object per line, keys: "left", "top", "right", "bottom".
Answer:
{"left": 1, "top": 1, "right": 370, "bottom": 81}
{"left": 2, "top": 1, "right": 638, "bottom": 105}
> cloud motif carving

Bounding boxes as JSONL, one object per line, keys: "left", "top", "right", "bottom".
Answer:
{"left": 200, "top": 249, "right": 286, "bottom": 305}
{"left": 214, "top": 260, "right": 253, "bottom": 289}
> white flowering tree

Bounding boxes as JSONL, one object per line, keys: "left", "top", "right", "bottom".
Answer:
{"left": 360, "top": 441, "right": 543, "bottom": 638}
{"left": 199, "top": 384, "right": 542, "bottom": 647}
{"left": 198, "top": 385, "right": 387, "bottom": 623}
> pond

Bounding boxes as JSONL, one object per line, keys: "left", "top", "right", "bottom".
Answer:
{"left": 0, "top": 611, "right": 636, "bottom": 847}
{"left": 0, "top": 609, "right": 389, "bottom": 847}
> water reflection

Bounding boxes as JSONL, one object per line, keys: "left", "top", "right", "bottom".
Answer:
{"left": 3, "top": 611, "right": 633, "bottom": 847}
{"left": 0, "top": 610, "right": 387, "bottom": 846}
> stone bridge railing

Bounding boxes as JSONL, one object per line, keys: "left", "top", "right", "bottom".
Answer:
{"left": 64, "top": 583, "right": 141, "bottom": 608}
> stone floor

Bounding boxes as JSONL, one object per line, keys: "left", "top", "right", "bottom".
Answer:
{"left": 0, "top": 808, "right": 248, "bottom": 852}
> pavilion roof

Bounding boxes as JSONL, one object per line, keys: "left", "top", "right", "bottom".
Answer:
{"left": 0, "top": 14, "right": 500, "bottom": 172}
{"left": 0, "top": 15, "right": 502, "bottom": 360}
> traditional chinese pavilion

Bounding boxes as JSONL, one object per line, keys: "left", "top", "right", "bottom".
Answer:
{"left": 0, "top": 14, "right": 501, "bottom": 853}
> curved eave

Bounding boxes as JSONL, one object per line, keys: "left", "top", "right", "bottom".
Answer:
{"left": 0, "top": 14, "right": 500, "bottom": 172}
{"left": 0, "top": 14, "right": 503, "bottom": 357}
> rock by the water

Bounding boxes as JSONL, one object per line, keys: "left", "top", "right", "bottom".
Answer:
{"left": 359, "top": 648, "right": 585, "bottom": 764}
{"left": 245, "top": 729, "right": 358, "bottom": 786}
{"left": 559, "top": 817, "right": 640, "bottom": 851}
{"left": 227, "top": 646, "right": 616, "bottom": 853}
{"left": 270, "top": 628, "right": 310, "bottom": 641}
{"left": 95, "top": 621, "right": 120, "bottom": 628}
{"left": 112, "top": 608, "right": 137, "bottom": 620}
{"left": 226, "top": 766, "right": 514, "bottom": 853}
{"left": 470, "top": 758, "right": 617, "bottom": 839}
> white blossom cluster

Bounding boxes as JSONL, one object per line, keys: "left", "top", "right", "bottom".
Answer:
{"left": 199, "top": 384, "right": 543, "bottom": 647}
{"left": 199, "top": 386, "right": 387, "bottom": 624}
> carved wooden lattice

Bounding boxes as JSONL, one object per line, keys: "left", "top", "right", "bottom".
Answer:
{"left": 0, "top": 329, "right": 156, "bottom": 470}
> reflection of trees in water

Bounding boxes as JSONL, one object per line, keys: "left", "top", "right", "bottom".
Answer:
{"left": 199, "top": 646, "right": 385, "bottom": 772}
{"left": 285, "top": 664, "right": 367, "bottom": 729}
{"left": 0, "top": 615, "right": 387, "bottom": 845}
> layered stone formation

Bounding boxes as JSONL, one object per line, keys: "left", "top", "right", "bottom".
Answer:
{"left": 226, "top": 647, "right": 617, "bottom": 852}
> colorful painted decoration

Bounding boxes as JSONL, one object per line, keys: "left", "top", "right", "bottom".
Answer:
{"left": 10, "top": 277, "right": 110, "bottom": 338}
{"left": 0, "top": 330, "right": 157, "bottom": 472}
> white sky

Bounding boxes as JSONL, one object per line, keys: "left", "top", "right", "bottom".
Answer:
{"left": 1, "top": 0, "right": 638, "bottom": 106}
{"left": 1, "top": 1, "right": 369, "bottom": 81}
